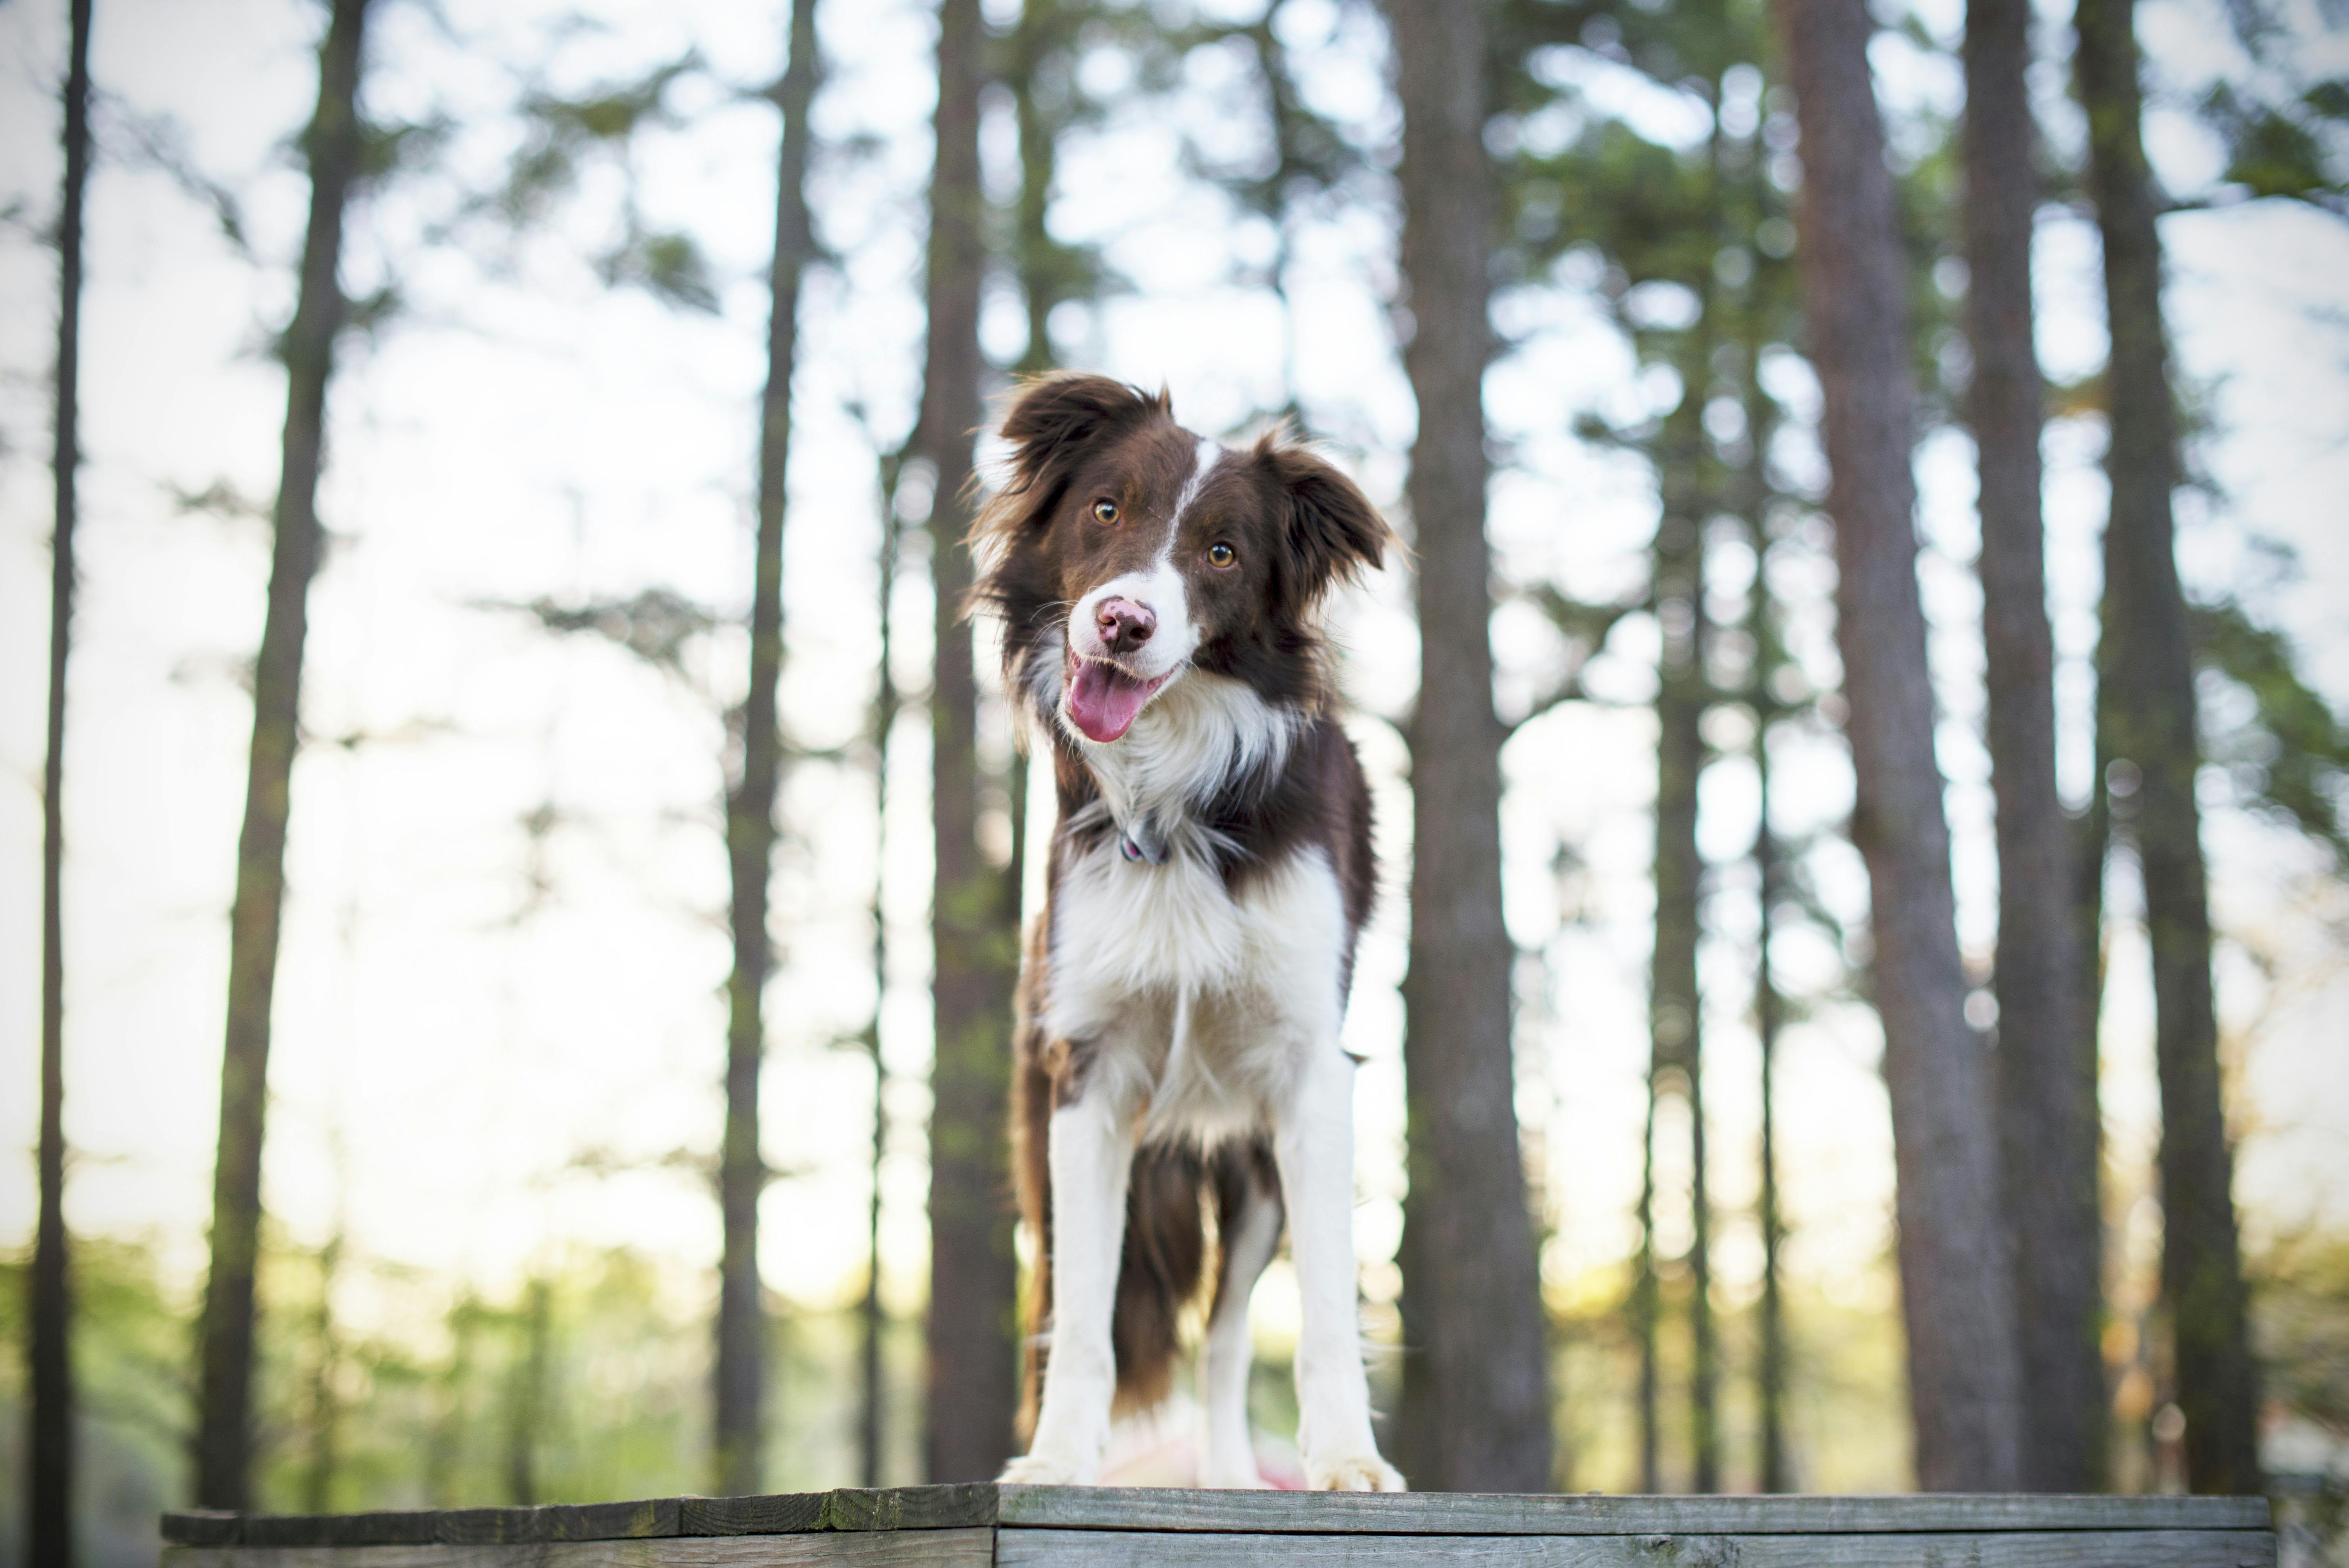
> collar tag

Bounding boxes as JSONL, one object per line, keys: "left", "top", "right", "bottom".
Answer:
{"left": 1119, "top": 821, "right": 1170, "bottom": 865}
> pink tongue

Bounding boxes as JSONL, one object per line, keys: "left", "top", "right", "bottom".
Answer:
{"left": 1069, "top": 661, "right": 1153, "bottom": 743}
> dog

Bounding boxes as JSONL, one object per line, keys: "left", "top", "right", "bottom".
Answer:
{"left": 972, "top": 373, "right": 1406, "bottom": 1493}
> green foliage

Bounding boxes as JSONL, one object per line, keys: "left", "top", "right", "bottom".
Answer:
{"left": 998, "top": 0, "right": 1186, "bottom": 373}
{"left": 2193, "top": 0, "right": 2349, "bottom": 216}
{"left": 355, "top": 114, "right": 456, "bottom": 188}
{"left": 599, "top": 228, "right": 721, "bottom": 315}
{"left": 1180, "top": 2, "right": 1374, "bottom": 232}
{"left": 499, "top": 55, "right": 700, "bottom": 226}
{"left": 2256, "top": 1229, "right": 2349, "bottom": 1435}
{"left": 118, "top": 109, "right": 253, "bottom": 257}
{"left": 506, "top": 588, "right": 721, "bottom": 679}
{"left": 406, "top": 1252, "right": 707, "bottom": 1507}
{"left": 2190, "top": 598, "right": 2349, "bottom": 861}
{"left": 1544, "top": 1258, "right": 1913, "bottom": 1491}
{"left": 490, "top": 53, "right": 721, "bottom": 315}
{"left": 2199, "top": 78, "right": 2349, "bottom": 214}
{"left": 0, "top": 1241, "right": 190, "bottom": 1568}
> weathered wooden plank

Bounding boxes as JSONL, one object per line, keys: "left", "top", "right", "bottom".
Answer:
{"left": 161, "top": 1487, "right": 2277, "bottom": 1547}
{"left": 677, "top": 1495, "right": 829, "bottom": 1537}
{"left": 162, "top": 1529, "right": 993, "bottom": 1568}
{"left": 164, "top": 1502, "right": 685, "bottom": 1550}
{"left": 164, "top": 1514, "right": 245, "bottom": 1548}
{"left": 440, "top": 1501, "right": 681, "bottom": 1544}
{"left": 989, "top": 1489, "right": 2271, "bottom": 1536}
{"left": 242, "top": 1515, "right": 443, "bottom": 1548}
{"left": 823, "top": 1488, "right": 1007, "bottom": 1534}
{"left": 994, "top": 1528, "right": 2278, "bottom": 1567}
{"left": 679, "top": 1486, "right": 1005, "bottom": 1536}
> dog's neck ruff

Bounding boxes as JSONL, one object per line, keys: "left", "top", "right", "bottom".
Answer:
{"left": 1037, "top": 648, "right": 1302, "bottom": 868}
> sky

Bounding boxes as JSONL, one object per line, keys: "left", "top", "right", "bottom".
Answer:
{"left": 0, "top": 0, "right": 2344, "bottom": 1408}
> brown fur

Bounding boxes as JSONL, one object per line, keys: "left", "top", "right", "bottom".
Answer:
{"left": 987, "top": 374, "right": 1390, "bottom": 1438}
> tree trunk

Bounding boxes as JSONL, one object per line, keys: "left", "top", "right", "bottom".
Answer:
{"left": 32, "top": 2, "right": 92, "bottom": 1559}
{"left": 1007, "top": 0, "right": 1072, "bottom": 379}
{"left": 1633, "top": 1090, "right": 1659, "bottom": 1493}
{"left": 1388, "top": 0, "right": 1554, "bottom": 1494}
{"left": 1753, "top": 734, "right": 1791, "bottom": 1493}
{"left": 862, "top": 457, "right": 906, "bottom": 1491}
{"left": 195, "top": 0, "right": 371, "bottom": 1508}
{"left": 1646, "top": 392, "right": 1716, "bottom": 1495}
{"left": 1962, "top": 0, "right": 2108, "bottom": 1493}
{"left": 1743, "top": 352, "right": 1794, "bottom": 1498}
{"left": 714, "top": 0, "right": 820, "bottom": 1499}
{"left": 2074, "top": 0, "right": 2262, "bottom": 1494}
{"left": 505, "top": 1277, "right": 552, "bottom": 1506}
{"left": 920, "top": 0, "right": 1020, "bottom": 1484}
{"left": 300, "top": 1235, "right": 343, "bottom": 1513}
{"left": 1770, "top": 0, "right": 2024, "bottom": 1490}
{"left": 1653, "top": 324, "right": 1720, "bottom": 1498}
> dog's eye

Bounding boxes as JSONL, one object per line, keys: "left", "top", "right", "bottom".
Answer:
{"left": 1206, "top": 542, "right": 1236, "bottom": 568}
{"left": 1091, "top": 499, "right": 1119, "bottom": 525}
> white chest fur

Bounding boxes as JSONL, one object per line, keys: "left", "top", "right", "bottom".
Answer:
{"left": 1036, "top": 668, "right": 1347, "bottom": 1140}
{"left": 1045, "top": 834, "right": 1348, "bottom": 1143}
{"left": 1059, "top": 666, "right": 1298, "bottom": 832}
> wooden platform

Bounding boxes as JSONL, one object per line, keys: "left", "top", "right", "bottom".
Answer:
{"left": 162, "top": 1484, "right": 2277, "bottom": 1566}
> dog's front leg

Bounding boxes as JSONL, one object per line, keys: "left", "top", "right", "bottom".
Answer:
{"left": 1000, "top": 1081, "right": 1135, "bottom": 1485}
{"left": 1273, "top": 1041, "right": 1406, "bottom": 1492}
{"left": 1198, "top": 1187, "right": 1280, "bottom": 1487}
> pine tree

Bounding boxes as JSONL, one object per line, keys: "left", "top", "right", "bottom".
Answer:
{"left": 2075, "top": 0, "right": 2262, "bottom": 1494}
{"left": 1495, "top": 0, "right": 1813, "bottom": 1486}
{"left": 31, "top": 0, "right": 94, "bottom": 1558}
{"left": 920, "top": 0, "right": 1021, "bottom": 1483}
{"left": 196, "top": 0, "right": 375, "bottom": 1506}
{"left": 1962, "top": 0, "right": 2107, "bottom": 1491}
{"left": 1389, "top": 0, "right": 1555, "bottom": 1493}
{"left": 1771, "top": 0, "right": 2024, "bottom": 1489}
{"left": 714, "top": 0, "right": 823, "bottom": 1498}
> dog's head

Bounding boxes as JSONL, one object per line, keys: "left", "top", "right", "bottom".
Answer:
{"left": 973, "top": 373, "right": 1392, "bottom": 744}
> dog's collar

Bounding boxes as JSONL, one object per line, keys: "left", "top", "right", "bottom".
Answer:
{"left": 1117, "top": 814, "right": 1171, "bottom": 866}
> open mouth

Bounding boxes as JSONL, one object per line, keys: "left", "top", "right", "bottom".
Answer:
{"left": 1064, "top": 647, "right": 1171, "bottom": 744}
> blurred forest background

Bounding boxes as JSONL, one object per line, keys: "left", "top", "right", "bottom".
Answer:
{"left": 2, "top": 0, "right": 2347, "bottom": 1559}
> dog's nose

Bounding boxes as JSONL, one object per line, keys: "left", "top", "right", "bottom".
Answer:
{"left": 1095, "top": 597, "right": 1155, "bottom": 651}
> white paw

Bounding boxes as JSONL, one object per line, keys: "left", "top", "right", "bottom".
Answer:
{"left": 1305, "top": 1452, "right": 1406, "bottom": 1492}
{"left": 998, "top": 1450, "right": 1098, "bottom": 1486}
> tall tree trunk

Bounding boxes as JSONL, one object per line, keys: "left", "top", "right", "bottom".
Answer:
{"left": 1007, "top": 0, "right": 1069, "bottom": 380}
{"left": 31, "top": 2, "right": 92, "bottom": 1560}
{"left": 1753, "top": 733, "right": 1791, "bottom": 1493}
{"left": 2075, "top": 0, "right": 2262, "bottom": 1494}
{"left": 1741, "top": 338, "right": 1794, "bottom": 1498}
{"left": 715, "top": 0, "right": 820, "bottom": 1498}
{"left": 1963, "top": 0, "right": 2108, "bottom": 1493}
{"left": 299, "top": 1233, "right": 342, "bottom": 1513}
{"left": 861, "top": 461, "right": 905, "bottom": 1491}
{"left": 1770, "top": 0, "right": 2024, "bottom": 1490}
{"left": 920, "top": 0, "right": 1019, "bottom": 1484}
{"left": 1653, "top": 302, "right": 1721, "bottom": 1497}
{"left": 1388, "top": 0, "right": 1553, "bottom": 1494}
{"left": 1633, "top": 1091, "right": 1660, "bottom": 1492}
{"left": 505, "top": 1277, "right": 552, "bottom": 1506}
{"left": 195, "top": 0, "right": 371, "bottom": 1507}
{"left": 425, "top": 1294, "right": 481, "bottom": 1506}
{"left": 1650, "top": 404, "right": 1716, "bottom": 1495}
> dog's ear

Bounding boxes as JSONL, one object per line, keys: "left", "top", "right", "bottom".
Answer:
{"left": 1256, "top": 436, "right": 1393, "bottom": 615}
{"left": 971, "top": 374, "right": 1169, "bottom": 610}
{"left": 996, "top": 373, "right": 1168, "bottom": 500}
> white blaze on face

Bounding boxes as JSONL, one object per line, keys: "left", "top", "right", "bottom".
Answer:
{"left": 1066, "top": 435, "right": 1223, "bottom": 683}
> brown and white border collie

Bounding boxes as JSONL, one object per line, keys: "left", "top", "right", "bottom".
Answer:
{"left": 973, "top": 373, "right": 1406, "bottom": 1492}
